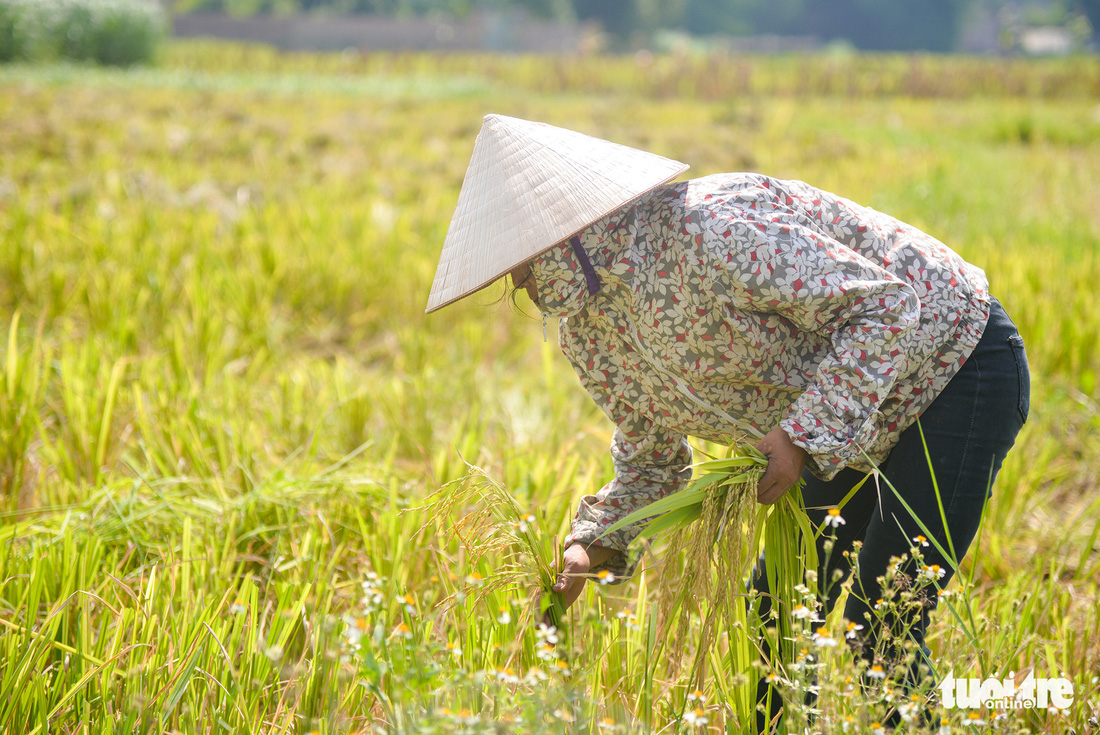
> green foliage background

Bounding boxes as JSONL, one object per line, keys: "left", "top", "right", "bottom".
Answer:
{"left": 0, "top": 0, "right": 165, "bottom": 66}
{"left": 167, "top": 0, "right": 1100, "bottom": 53}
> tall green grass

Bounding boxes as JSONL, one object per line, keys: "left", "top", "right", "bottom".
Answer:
{"left": 0, "top": 43, "right": 1097, "bottom": 732}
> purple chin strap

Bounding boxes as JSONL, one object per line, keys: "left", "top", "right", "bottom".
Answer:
{"left": 570, "top": 236, "right": 602, "bottom": 296}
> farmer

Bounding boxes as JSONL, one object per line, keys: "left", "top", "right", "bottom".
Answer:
{"left": 426, "top": 115, "right": 1029, "bottom": 725}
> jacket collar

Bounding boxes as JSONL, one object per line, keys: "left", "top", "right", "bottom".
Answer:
{"left": 530, "top": 233, "right": 602, "bottom": 319}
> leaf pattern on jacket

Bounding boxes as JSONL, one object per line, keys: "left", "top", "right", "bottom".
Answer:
{"left": 531, "top": 173, "right": 990, "bottom": 580}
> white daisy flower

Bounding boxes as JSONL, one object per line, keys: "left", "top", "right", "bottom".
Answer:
{"left": 399, "top": 593, "right": 416, "bottom": 615}
{"left": 494, "top": 667, "right": 520, "bottom": 685}
{"left": 536, "top": 622, "right": 559, "bottom": 645}
{"left": 523, "top": 667, "right": 548, "bottom": 684}
{"left": 342, "top": 614, "right": 370, "bottom": 646}
{"left": 616, "top": 609, "right": 641, "bottom": 630}
{"left": 683, "top": 708, "right": 709, "bottom": 727}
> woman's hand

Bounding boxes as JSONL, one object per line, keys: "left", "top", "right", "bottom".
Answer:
{"left": 755, "top": 427, "right": 809, "bottom": 505}
{"left": 542, "top": 543, "right": 617, "bottom": 626}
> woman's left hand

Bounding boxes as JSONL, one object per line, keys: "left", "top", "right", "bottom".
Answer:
{"left": 755, "top": 427, "right": 810, "bottom": 505}
{"left": 541, "top": 543, "right": 617, "bottom": 627}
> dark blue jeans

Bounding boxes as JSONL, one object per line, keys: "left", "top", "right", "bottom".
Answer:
{"left": 753, "top": 297, "right": 1029, "bottom": 722}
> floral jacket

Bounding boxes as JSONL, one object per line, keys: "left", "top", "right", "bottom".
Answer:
{"left": 530, "top": 173, "right": 991, "bottom": 579}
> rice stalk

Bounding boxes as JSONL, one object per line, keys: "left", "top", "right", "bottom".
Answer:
{"left": 413, "top": 463, "right": 565, "bottom": 628}
{"left": 1, "top": 311, "right": 47, "bottom": 510}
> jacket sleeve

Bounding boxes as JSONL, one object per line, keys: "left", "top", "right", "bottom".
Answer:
{"left": 703, "top": 212, "right": 921, "bottom": 480}
{"left": 562, "top": 370, "right": 693, "bottom": 583}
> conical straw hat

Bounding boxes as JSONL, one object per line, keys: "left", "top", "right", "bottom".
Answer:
{"left": 425, "top": 114, "right": 688, "bottom": 313}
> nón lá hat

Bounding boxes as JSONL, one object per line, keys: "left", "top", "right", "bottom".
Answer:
{"left": 425, "top": 114, "right": 689, "bottom": 313}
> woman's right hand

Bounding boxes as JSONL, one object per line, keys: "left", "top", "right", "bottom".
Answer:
{"left": 543, "top": 543, "right": 617, "bottom": 626}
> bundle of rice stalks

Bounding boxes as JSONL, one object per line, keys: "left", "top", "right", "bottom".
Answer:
{"left": 598, "top": 443, "right": 818, "bottom": 712}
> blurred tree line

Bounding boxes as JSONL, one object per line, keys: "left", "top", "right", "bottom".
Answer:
{"left": 172, "top": 0, "right": 1098, "bottom": 52}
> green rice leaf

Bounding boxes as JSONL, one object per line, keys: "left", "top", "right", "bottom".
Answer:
{"left": 685, "top": 471, "right": 731, "bottom": 492}
{"left": 691, "top": 456, "right": 764, "bottom": 472}
{"left": 638, "top": 503, "right": 703, "bottom": 539}
{"left": 595, "top": 485, "right": 710, "bottom": 541}
{"left": 720, "top": 471, "right": 761, "bottom": 487}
